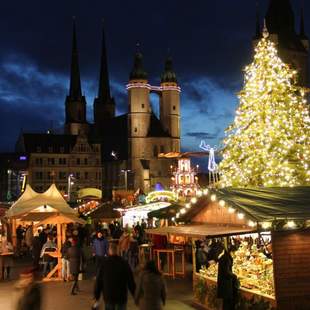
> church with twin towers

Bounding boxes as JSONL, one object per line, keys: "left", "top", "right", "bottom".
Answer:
{"left": 16, "top": 0, "right": 309, "bottom": 198}
{"left": 64, "top": 19, "right": 181, "bottom": 194}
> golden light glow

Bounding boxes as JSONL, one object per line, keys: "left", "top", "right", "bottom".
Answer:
{"left": 219, "top": 33, "right": 310, "bottom": 188}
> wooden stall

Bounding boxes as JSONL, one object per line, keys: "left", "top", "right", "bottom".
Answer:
{"left": 6, "top": 183, "right": 84, "bottom": 280}
{"left": 147, "top": 186, "right": 310, "bottom": 310}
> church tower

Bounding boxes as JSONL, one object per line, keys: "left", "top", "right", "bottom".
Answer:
{"left": 160, "top": 56, "right": 181, "bottom": 152}
{"left": 128, "top": 50, "right": 151, "bottom": 139}
{"left": 93, "top": 21, "right": 115, "bottom": 128}
{"left": 255, "top": 0, "right": 309, "bottom": 86}
{"left": 65, "top": 19, "right": 88, "bottom": 135}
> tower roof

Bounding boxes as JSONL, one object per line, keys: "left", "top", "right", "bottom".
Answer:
{"left": 299, "top": 7, "right": 308, "bottom": 39}
{"left": 129, "top": 49, "right": 148, "bottom": 81}
{"left": 265, "top": 0, "right": 306, "bottom": 52}
{"left": 97, "top": 20, "right": 112, "bottom": 101}
{"left": 69, "top": 18, "right": 83, "bottom": 99}
{"left": 266, "top": 0, "right": 295, "bottom": 35}
{"left": 161, "top": 56, "right": 177, "bottom": 84}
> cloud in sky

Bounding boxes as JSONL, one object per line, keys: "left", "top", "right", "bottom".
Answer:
{"left": 180, "top": 77, "right": 238, "bottom": 152}
{"left": 0, "top": 51, "right": 241, "bottom": 154}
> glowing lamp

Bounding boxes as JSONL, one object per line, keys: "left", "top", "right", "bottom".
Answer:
{"left": 191, "top": 197, "right": 197, "bottom": 204}
{"left": 262, "top": 222, "right": 271, "bottom": 229}
{"left": 203, "top": 189, "right": 209, "bottom": 195}
{"left": 287, "top": 221, "right": 296, "bottom": 228}
{"left": 228, "top": 207, "right": 235, "bottom": 214}
{"left": 237, "top": 213, "right": 245, "bottom": 220}
{"left": 248, "top": 221, "right": 255, "bottom": 227}
{"left": 210, "top": 194, "right": 217, "bottom": 202}
{"left": 180, "top": 208, "right": 186, "bottom": 215}
{"left": 219, "top": 200, "right": 225, "bottom": 207}
{"left": 197, "top": 190, "right": 203, "bottom": 197}
{"left": 185, "top": 203, "right": 191, "bottom": 209}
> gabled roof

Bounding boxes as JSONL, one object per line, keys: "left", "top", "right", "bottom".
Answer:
{"left": 210, "top": 187, "right": 310, "bottom": 222}
{"left": 17, "top": 133, "right": 77, "bottom": 154}
{"left": 7, "top": 184, "right": 76, "bottom": 219}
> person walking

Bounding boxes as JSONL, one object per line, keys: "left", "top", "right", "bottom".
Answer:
{"left": 61, "top": 237, "right": 72, "bottom": 281}
{"left": 15, "top": 268, "right": 41, "bottom": 310}
{"left": 217, "top": 245, "right": 239, "bottom": 310}
{"left": 67, "top": 239, "right": 83, "bottom": 295}
{"left": 135, "top": 260, "right": 166, "bottom": 310}
{"left": 92, "top": 231, "right": 109, "bottom": 273}
{"left": 93, "top": 243, "right": 135, "bottom": 310}
{"left": 118, "top": 227, "right": 130, "bottom": 260}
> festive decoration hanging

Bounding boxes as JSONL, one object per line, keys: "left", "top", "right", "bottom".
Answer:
{"left": 219, "top": 26, "right": 310, "bottom": 188}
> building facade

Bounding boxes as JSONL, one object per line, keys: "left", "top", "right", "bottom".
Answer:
{"left": 16, "top": 133, "right": 102, "bottom": 197}
{"left": 254, "top": 0, "right": 309, "bottom": 86}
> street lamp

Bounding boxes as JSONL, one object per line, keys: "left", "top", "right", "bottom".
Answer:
{"left": 67, "top": 174, "right": 75, "bottom": 201}
{"left": 121, "top": 169, "right": 131, "bottom": 191}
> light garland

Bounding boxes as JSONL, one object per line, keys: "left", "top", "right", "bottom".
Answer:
{"left": 171, "top": 188, "right": 300, "bottom": 231}
{"left": 219, "top": 29, "right": 310, "bottom": 188}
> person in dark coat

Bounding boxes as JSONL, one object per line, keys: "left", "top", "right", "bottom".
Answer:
{"left": 93, "top": 242, "right": 135, "bottom": 310}
{"left": 217, "top": 246, "right": 238, "bottom": 310}
{"left": 15, "top": 268, "right": 41, "bottom": 310}
{"left": 92, "top": 231, "right": 109, "bottom": 273}
{"left": 67, "top": 239, "right": 83, "bottom": 295}
{"left": 135, "top": 260, "right": 166, "bottom": 310}
{"left": 31, "top": 233, "right": 42, "bottom": 270}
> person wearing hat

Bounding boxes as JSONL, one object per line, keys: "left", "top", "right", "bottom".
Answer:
{"left": 15, "top": 268, "right": 41, "bottom": 310}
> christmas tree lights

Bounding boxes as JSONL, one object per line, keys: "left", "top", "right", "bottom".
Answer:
{"left": 220, "top": 28, "right": 310, "bottom": 188}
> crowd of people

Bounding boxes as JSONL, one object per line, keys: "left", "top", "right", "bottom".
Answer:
{"left": 6, "top": 220, "right": 167, "bottom": 310}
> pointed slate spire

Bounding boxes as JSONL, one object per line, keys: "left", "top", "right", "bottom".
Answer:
{"left": 265, "top": 0, "right": 295, "bottom": 35}
{"left": 129, "top": 43, "right": 148, "bottom": 80}
{"left": 69, "top": 17, "right": 82, "bottom": 99}
{"left": 98, "top": 20, "right": 111, "bottom": 101}
{"left": 255, "top": 1, "right": 261, "bottom": 38}
{"left": 161, "top": 53, "right": 177, "bottom": 84}
{"left": 299, "top": 7, "right": 307, "bottom": 39}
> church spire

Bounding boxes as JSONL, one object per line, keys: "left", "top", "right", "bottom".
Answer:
{"left": 255, "top": 1, "right": 261, "bottom": 38}
{"left": 98, "top": 20, "right": 111, "bottom": 101}
{"left": 265, "top": 0, "right": 295, "bottom": 35}
{"left": 69, "top": 18, "right": 82, "bottom": 99}
{"left": 299, "top": 7, "right": 307, "bottom": 39}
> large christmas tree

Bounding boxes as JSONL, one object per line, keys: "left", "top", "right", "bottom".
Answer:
{"left": 220, "top": 27, "right": 310, "bottom": 188}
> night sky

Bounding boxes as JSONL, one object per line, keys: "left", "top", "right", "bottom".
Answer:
{"left": 0, "top": 0, "right": 309, "bottom": 154}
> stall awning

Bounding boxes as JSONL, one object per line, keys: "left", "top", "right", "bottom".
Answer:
{"left": 211, "top": 187, "right": 310, "bottom": 222}
{"left": 146, "top": 224, "right": 255, "bottom": 238}
{"left": 7, "top": 184, "right": 76, "bottom": 218}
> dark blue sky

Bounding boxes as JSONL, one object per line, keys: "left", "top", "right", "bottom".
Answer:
{"left": 0, "top": 0, "right": 308, "bottom": 153}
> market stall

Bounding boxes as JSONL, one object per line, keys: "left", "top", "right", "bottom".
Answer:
{"left": 147, "top": 186, "right": 310, "bottom": 310}
{"left": 6, "top": 183, "right": 83, "bottom": 280}
{"left": 34, "top": 213, "right": 85, "bottom": 281}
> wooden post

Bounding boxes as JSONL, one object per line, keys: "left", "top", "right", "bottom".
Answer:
{"left": 56, "top": 223, "right": 62, "bottom": 279}
{"left": 11, "top": 219, "right": 17, "bottom": 248}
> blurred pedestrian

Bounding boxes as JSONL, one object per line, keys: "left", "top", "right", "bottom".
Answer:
{"left": 67, "top": 239, "right": 84, "bottom": 295}
{"left": 61, "top": 237, "right": 72, "bottom": 281}
{"left": 40, "top": 235, "right": 57, "bottom": 276}
{"left": 1, "top": 235, "right": 13, "bottom": 279}
{"left": 15, "top": 268, "right": 41, "bottom": 310}
{"left": 135, "top": 260, "right": 166, "bottom": 310}
{"left": 93, "top": 243, "right": 135, "bottom": 310}
{"left": 31, "top": 232, "right": 42, "bottom": 271}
